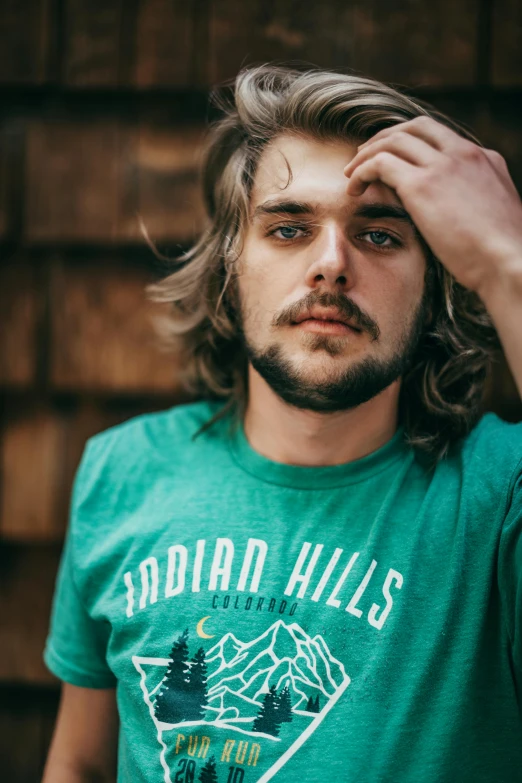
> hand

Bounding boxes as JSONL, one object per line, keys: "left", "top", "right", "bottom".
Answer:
{"left": 343, "top": 116, "right": 522, "bottom": 297}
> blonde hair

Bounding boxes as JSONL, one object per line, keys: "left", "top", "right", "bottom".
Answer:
{"left": 147, "top": 63, "right": 501, "bottom": 467}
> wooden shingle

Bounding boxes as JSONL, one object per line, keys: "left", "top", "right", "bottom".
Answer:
{"left": 0, "top": 545, "right": 60, "bottom": 683}
{"left": 491, "top": 0, "right": 522, "bottom": 86}
{"left": 120, "top": 122, "right": 207, "bottom": 242}
{"left": 25, "top": 118, "right": 206, "bottom": 243}
{"left": 63, "top": 0, "right": 127, "bottom": 86}
{"left": 25, "top": 119, "right": 122, "bottom": 243}
{"left": 49, "top": 258, "right": 182, "bottom": 394}
{"left": 0, "top": 0, "right": 50, "bottom": 84}
{"left": 1, "top": 406, "right": 66, "bottom": 541}
{"left": 62, "top": 0, "right": 198, "bottom": 87}
{"left": 0, "top": 261, "right": 42, "bottom": 388}
{"left": 134, "top": 0, "right": 197, "bottom": 87}
{"left": 208, "top": 0, "right": 480, "bottom": 87}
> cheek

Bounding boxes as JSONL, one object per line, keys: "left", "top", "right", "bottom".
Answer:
{"left": 367, "top": 272, "right": 424, "bottom": 335}
{"left": 237, "top": 254, "right": 293, "bottom": 322}
{"left": 237, "top": 246, "right": 270, "bottom": 299}
{"left": 236, "top": 270, "right": 273, "bottom": 333}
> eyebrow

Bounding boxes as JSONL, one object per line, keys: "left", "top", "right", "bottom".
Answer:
{"left": 252, "top": 198, "right": 415, "bottom": 228}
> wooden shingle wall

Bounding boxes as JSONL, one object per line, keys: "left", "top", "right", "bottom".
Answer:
{"left": 1, "top": 1, "right": 521, "bottom": 779}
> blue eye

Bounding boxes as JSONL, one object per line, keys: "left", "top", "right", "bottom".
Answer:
{"left": 272, "top": 226, "right": 306, "bottom": 240}
{"left": 369, "top": 232, "right": 388, "bottom": 245}
{"left": 361, "top": 231, "right": 399, "bottom": 248}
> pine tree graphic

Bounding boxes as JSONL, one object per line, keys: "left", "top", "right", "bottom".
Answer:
{"left": 277, "top": 684, "right": 293, "bottom": 723}
{"left": 198, "top": 754, "right": 219, "bottom": 783}
{"left": 306, "top": 694, "right": 321, "bottom": 713}
{"left": 154, "top": 629, "right": 191, "bottom": 724}
{"left": 184, "top": 647, "right": 209, "bottom": 722}
{"left": 252, "top": 685, "right": 282, "bottom": 737}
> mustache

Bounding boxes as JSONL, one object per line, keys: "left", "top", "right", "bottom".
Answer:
{"left": 273, "top": 290, "right": 380, "bottom": 341}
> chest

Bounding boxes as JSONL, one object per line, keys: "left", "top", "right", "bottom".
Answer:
{"left": 89, "top": 479, "right": 515, "bottom": 783}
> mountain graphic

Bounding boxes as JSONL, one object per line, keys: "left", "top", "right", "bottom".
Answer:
{"left": 133, "top": 620, "right": 351, "bottom": 783}
{"left": 205, "top": 619, "right": 348, "bottom": 720}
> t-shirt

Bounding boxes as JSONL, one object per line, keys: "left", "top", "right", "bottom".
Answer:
{"left": 44, "top": 399, "right": 522, "bottom": 783}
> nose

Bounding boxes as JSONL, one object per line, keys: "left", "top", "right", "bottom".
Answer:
{"left": 303, "top": 222, "right": 355, "bottom": 291}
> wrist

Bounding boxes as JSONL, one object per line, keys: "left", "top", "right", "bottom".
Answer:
{"left": 477, "top": 256, "right": 522, "bottom": 313}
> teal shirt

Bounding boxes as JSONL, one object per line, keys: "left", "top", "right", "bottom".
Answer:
{"left": 44, "top": 400, "right": 522, "bottom": 783}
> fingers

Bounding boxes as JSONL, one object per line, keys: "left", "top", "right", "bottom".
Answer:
{"left": 345, "top": 151, "right": 417, "bottom": 197}
{"left": 343, "top": 131, "right": 441, "bottom": 178}
{"left": 356, "top": 115, "right": 463, "bottom": 154}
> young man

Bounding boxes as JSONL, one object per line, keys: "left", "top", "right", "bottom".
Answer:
{"left": 42, "top": 65, "right": 522, "bottom": 783}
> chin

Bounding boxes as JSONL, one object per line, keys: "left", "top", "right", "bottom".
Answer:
{"left": 297, "top": 332, "right": 362, "bottom": 359}
{"left": 291, "top": 355, "right": 355, "bottom": 383}
{"left": 294, "top": 337, "right": 357, "bottom": 359}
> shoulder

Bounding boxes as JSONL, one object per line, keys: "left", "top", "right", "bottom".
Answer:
{"left": 457, "top": 412, "right": 522, "bottom": 508}
{"left": 85, "top": 398, "right": 224, "bottom": 459}
{"left": 71, "top": 398, "right": 227, "bottom": 516}
{"left": 462, "top": 412, "right": 522, "bottom": 470}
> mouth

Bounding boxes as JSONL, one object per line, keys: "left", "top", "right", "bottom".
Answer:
{"left": 292, "top": 318, "right": 361, "bottom": 336}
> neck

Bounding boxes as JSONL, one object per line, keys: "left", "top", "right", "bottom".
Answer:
{"left": 243, "top": 365, "right": 401, "bottom": 467}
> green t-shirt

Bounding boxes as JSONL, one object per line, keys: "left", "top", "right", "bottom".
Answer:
{"left": 44, "top": 400, "right": 522, "bottom": 783}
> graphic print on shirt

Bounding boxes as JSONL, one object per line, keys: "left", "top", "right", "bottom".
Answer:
{"left": 133, "top": 621, "right": 350, "bottom": 783}
{"left": 126, "top": 535, "right": 403, "bottom": 781}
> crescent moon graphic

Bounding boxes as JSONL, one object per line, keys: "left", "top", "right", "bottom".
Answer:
{"left": 196, "top": 615, "right": 215, "bottom": 640}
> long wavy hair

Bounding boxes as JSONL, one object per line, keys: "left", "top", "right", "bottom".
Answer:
{"left": 147, "top": 63, "right": 501, "bottom": 467}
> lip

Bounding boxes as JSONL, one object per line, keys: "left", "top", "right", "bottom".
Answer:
{"left": 291, "top": 308, "right": 361, "bottom": 335}
{"left": 293, "top": 308, "right": 361, "bottom": 329}
{"left": 293, "top": 319, "right": 360, "bottom": 335}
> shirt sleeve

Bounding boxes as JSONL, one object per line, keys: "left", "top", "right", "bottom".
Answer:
{"left": 498, "top": 456, "right": 522, "bottom": 698}
{"left": 43, "top": 440, "right": 117, "bottom": 689}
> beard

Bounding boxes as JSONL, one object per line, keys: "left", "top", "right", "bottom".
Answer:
{"left": 236, "top": 286, "right": 431, "bottom": 414}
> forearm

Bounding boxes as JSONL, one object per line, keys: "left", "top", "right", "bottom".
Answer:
{"left": 479, "top": 263, "right": 522, "bottom": 400}
{"left": 41, "top": 684, "right": 118, "bottom": 783}
{"left": 42, "top": 758, "right": 115, "bottom": 783}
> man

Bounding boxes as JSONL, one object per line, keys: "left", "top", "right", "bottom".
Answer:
{"left": 42, "top": 65, "right": 522, "bottom": 783}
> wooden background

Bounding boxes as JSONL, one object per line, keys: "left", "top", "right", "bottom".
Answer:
{"left": 1, "top": 1, "right": 521, "bottom": 779}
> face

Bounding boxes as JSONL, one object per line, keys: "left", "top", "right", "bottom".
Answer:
{"left": 232, "top": 133, "right": 430, "bottom": 412}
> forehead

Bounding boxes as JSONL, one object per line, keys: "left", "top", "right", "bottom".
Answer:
{"left": 250, "top": 132, "right": 403, "bottom": 214}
